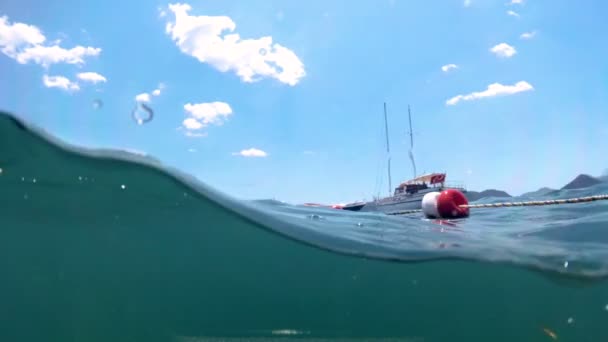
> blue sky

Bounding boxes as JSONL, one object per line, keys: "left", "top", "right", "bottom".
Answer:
{"left": 1, "top": 0, "right": 607, "bottom": 204}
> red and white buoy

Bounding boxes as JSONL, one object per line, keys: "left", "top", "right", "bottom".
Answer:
{"left": 422, "top": 189, "right": 469, "bottom": 219}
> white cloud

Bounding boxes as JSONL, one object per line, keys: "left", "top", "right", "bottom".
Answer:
{"left": 42, "top": 75, "right": 80, "bottom": 91}
{"left": 520, "top": 31, "right": 536, "bottom": 40}
{"left": 15, "top": 45, "right": 100, "bottom": 67}
{"left": 509, "top": 0, "right": 524, "bottom": 4}
{"left": 185, "top": 102, "right": 232, "bottom": 124}
{"left": 183, "top": 117, "right": 203, "bottom": 130}
{"left": 0, "top": 16, "right": 45, "bottom": 52}
{"left": 164, "top": 3, "right": 305, "bottom": 86}
{"left": 76, "top": 72, "right": 107, "bottom": 84}
{"left": 490, "top": 43, "right": 516, "bottom": 58}
{"left": 464, "top": 0, "right": 472, "bottom": 7}
{"left": 181, "top": 101, "right": 233, "bottom": 135}
{"left": 134, "top": 83, "right": 164, "bottom": 103}
{"left": 185, "top": 131, "right": 207, "bottom": 138}
{"left": 446, "top": 81, "right": 534, "bottom": 105}
{"left": 0, "top": 16, "right": 100, "bottom": 68}
{"left": 158, "top": 6, "right": 168, "bottom": 18}
{"left": 232, "top": 148, "right": 268, "bottom": 157}
{"left": 441, "top": 64, "right": 458, "bottom": 72}
{"left": 507, "top": 10, "right": 520, "bottom": 18}
{"left": 135, "top": 93, "right": 151, "bottom": 103}
{"left": 184, "top": 101, "right": 232, "bottom": 125}
{"left": 152, "top": 82, "right": 165, "bottom": 96}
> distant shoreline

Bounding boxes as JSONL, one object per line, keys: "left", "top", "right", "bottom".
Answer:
{"left": 466, "top": 173, "right": 606, "bottom": 201}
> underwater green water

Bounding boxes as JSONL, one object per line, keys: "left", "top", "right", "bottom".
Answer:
{"left": 1, "top": 112, "right": 607, "bottom": 341}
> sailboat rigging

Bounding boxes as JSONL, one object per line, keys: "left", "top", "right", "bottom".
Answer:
{"left": 407, "top": 105, "right": 417, "bottom": 179}
{"left": 340, "top": 103, "right": 466, "bottom": 214}
{"left": 384, "top": 102, "right": 392, "bottom": 196}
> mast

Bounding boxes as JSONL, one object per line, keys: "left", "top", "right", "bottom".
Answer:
{"left": 407, "top": 105, "right": 417, "bottom": 178}
{"left": 383, "top": 102, "right": 392, "bottom": 196}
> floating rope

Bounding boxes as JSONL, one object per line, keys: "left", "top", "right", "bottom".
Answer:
{"left": 386, "top": 194, "right": 608, "bottom": 216}
{"left": 461, "top": 194, "right": 608, "bottom": 209}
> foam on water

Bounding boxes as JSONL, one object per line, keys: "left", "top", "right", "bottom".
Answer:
{"left": 1, "top": 111, "right": 608, "bottom": 341}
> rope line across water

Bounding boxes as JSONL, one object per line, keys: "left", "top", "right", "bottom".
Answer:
{"left": 386, "top": 194, "right": 608, "bottom": 216}
{"left": 462, "top": 194, "right": 608, "bottom": 209}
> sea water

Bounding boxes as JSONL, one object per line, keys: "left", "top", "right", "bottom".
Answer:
{"left": 1, "top": 110, "right": 608, "bottom": 342}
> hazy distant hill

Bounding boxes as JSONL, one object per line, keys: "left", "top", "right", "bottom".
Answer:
{"left": 561, "top": 174, "right": 602, "bottom": 190}
{"left": 520, "top": 187, "right": 556, "bottom": 198}
{"left": 464, "top": 173, "right": 606, "bottom": 203}
{"left": 465, "top": 189, "right": 512, "bottom": 202}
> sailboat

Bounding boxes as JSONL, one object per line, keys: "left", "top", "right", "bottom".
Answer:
{"left": 341, "top": 103, "right": 466, "bottom": 214}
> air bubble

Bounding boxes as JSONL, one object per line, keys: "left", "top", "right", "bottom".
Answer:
{"left": 0, "top": 168, "right": 3, "bottom": 175}
{"left": 563, "top": 261, "right": 569, "bottom": 268}
{"left": 121, "top": 184, "right": 126, "bottom": 190}
{"left": 567, "top": 317, "right": 574, "bottom": 324}
{"left": 132, "top": 102, "right": 154, "bottom": 125}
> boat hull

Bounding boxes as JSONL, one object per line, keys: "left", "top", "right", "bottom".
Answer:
{"left": 343, "top": 187, "right": 466, "bottom": 214}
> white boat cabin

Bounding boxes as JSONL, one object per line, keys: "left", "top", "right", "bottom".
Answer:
{"left": 393, "top": 173, "right": 446, "bottom": 195}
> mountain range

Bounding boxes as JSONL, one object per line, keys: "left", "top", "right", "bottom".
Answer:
{"left": 465, "top": 173, "right": 607, "bottom": 202}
